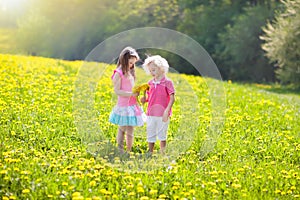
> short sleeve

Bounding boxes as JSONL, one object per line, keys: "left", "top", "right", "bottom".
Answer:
{"left": 166, "top": 80, "right": 175, "bottom": 95}
{"left": 111, "top": 68, "right": 123, "bottom": 80}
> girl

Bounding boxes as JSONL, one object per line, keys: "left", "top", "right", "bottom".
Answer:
{"left": 141, "top": 55, "right": 175, "bottom": 154}
{"left": 109, "top": 47, "right": 144, "bottom": 153}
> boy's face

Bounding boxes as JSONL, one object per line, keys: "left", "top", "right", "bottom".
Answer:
{"left": 149, "top": 65, "right": 163, "bottom": 78}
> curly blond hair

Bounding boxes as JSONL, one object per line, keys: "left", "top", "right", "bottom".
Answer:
{"left": 142, "top": 55, "right": 169, "bottom": 75}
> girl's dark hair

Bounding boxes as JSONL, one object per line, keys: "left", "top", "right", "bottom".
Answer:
{"left": 117, "top": 47, "right": 139, "bottom": 79}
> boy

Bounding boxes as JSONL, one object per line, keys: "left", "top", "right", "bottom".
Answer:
{"left": 141, "top": 55, "right": 175, "bottom": 154}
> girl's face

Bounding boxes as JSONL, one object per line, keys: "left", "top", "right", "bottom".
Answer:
{"left": 129, "top": 57, "right": 137, "bottom": 69}
{"left": 149, "top": 65, "right": 164, "bottom": 79}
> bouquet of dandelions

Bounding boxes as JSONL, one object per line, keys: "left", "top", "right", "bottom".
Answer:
{"left": 132, "top": 83, "right": 149, "bottom": 122}
{"left": 132, "top": 83, "right": 149, "bottom": 105}
{"left": 132, "top": 83, "right": 150, "bottom": 93}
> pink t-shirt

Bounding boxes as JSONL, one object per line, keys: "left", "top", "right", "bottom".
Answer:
{"left": 146, "top": 76, "right": 175, "bottom": 117}
{"left": 112, "top": 68, "right": 137, "bottom": 106}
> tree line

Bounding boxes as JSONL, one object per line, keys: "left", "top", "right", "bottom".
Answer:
{"left": 1, "top": 0, "right": 299, "bottom": 86}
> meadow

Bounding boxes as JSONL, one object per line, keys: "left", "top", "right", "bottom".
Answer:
{"left": 0, "top": 54, "right": 299, "bottom": 199}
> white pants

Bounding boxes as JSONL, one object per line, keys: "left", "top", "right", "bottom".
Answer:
{"left": 146, "top": 116, "right": 170, "bottom": 143}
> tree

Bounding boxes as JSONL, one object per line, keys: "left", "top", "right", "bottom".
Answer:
{"left": 261, "top": 0, "right": 300, "bottom": 87}
{"left": 176, "top": 0, "right": 253, "bottom": 76}
{"left": 17, "top": 0, "right": 120, "bottom": 60}
{"left": 217, "top": 5, "right": 277, "bottom": 82}
{"left": 116, "top": 0, "right": 180, "bottom": 29}
{"left": 17, "top": 13, "right": 51, "bottom": 56}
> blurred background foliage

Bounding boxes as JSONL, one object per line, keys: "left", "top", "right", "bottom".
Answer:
{"left": 0, "top": 0, "right": 299, "bottom": 86}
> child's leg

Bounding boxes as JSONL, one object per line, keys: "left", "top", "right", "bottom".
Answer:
{"left": 160, "top": 140, "right": 166, "bottom": 154}
{"left": 125, "top": 126, "right": 134, "bottom": 152}
{"left": 158, "top": 118, "right": 169, "bottom": 154}
{"left": 117, "top": 126, "right": 125, "bottom": 153}
{"left": 148, "top": 142, "right": 155, "bottom": 153}
{"left": 147, "top": 116, "right": 157, "bottom": 153}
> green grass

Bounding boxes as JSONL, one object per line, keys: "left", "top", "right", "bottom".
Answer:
{"left": 0, "top": 54, "right": 299, "bottom": 199}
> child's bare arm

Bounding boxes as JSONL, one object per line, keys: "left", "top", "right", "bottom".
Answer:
{"left": 162, "top": 93, "right": 175, "bottom": 122}
{"left": 113, "top": 73, "right": 137, "bottom": 97}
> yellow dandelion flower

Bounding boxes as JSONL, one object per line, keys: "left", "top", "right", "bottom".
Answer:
{"left": 173, "top": 182, "right": 180, "bottom": 186}
{"left": 94, "top": 164, "right": 102, "bottom": 169}
{"left": 99, "top": 189, "right": 107, "bottom": 194}
{"left": 132, "top": 83, "right": 150, "bottom": 93}
{"left": 128, "top": 192, "right": 135, "bottom": 196}
{"left": 159, "top": 194, "right": 167, "bottom": 199}
{"left": 72, "top": 196, "right": 84, "bottom": 200}
{"left": 211, "top": 189, "right": 219, "bottom": 194}
{"left": 186, "top": 182, "right": 192, "bottom": 187}
{"left": 72, "top": 192, "right": 81, "bottom": 197}
{"left": 140, "top": 196, "right": 149, "bottom": 200}
{"left": 2, "top": 196, "right": 9, "bottom": 200}
{"left": 137, "top": 186, "right": 145, "bottom": 193}
{"left": 275, "top": 189, "right": 281, "bottom": 194}
{"left": 189, "top": 189, "right": 196, "bottom": 195}
{"left": 184, "top": 192, "right": 191, "bottom": 196}
{"left": 172, "top": 186, "right": 179, "bottom": 190}
{"left": 291, "top": 186, "right": 296, "bottom": 190}
{"left": 22, "top": 189, "right": 30, "bottom": 194}
{"left": 149, "top": 189, "right": 158, "bottom": 195}
{"left": 207, "top": 182, "right": 216, "bottom": 186}
{"left": 126, "top": 183, "right": 134, "bottom": 189}
{"left": 137, "top": 182, "right": 143, "bottom": 187}
{"left": 89, "top": 180, "right": 97, "bottom": 187}
{"left": 69, "top": 186, "right": 75, "bottom": 190}
{"left": 232, "top": 183, "right": 241, "bottom": 189}
{"left": 62, "top": 182, "right": 68, "bottom": 186}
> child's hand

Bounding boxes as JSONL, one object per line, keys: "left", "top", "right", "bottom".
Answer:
{"left": 132, "top": 92, "right": 139, "bottom": 97}
{"left": 140, "top": 96, "right": 146, "bottom": 104}
{"left": 162, "top": 110, "right": 169, "bottom": 122}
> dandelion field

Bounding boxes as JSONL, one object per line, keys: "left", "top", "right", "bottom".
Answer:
{"left": 0, "top": 54, "right": 299, "bottom": 199}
